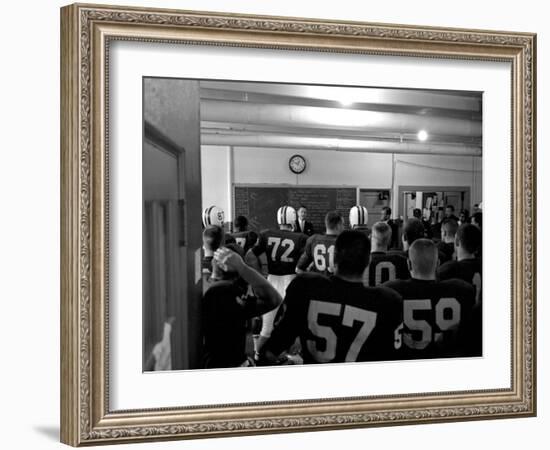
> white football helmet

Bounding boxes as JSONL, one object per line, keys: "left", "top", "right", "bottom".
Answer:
{"left": 276, "top": 206, "right": 297, "bottom": 226}
{"left": 202, "top": 206, "right": 225, "bottom": 227}
{"left": 349, "top": 205, "right": 369, "bottom": 228}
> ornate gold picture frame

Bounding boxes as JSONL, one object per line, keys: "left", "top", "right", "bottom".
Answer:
{"left": 60, "top": 3, "right": 536, "bottom": 446}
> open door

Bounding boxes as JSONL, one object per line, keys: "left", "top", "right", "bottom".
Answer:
{"left": 143, "top": 78, "right": 202, "bottom": 371}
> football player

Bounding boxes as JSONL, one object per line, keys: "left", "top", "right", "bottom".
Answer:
{"left": 202, "top": 245, "right": 282, "bottom": 368}
{"left": 245, "top": 206, "right": 308, "bottom": 352}
{"left": 230, "top": 215, "right": 258, "bottom": 253}
{"left": 349, "top": 205, "right": 370, "bottom": 237}
{"left": 384, "top": 239, "right": 477, "bottom": 359}
{"left": 202, "top": 205, "right": 235, "bottom": 244}
{"left": 260, "top": 230, "right": 403, "bottom": 364}
{"left": 296, "top": 211, "right": 344, "bottom": 275}
{"left": 391, "top": 217, "right": 426, "bottom": 260}
{"left": 366, "top": 221, "right": 409, "bottom": 286}
{"left": 437, "top": 219, "right": 458, "bottom": 264}
{"left": 437, "top": 224, "right": 482, "bottom": 307}
{"left": 202, "top": 205, "right": 225, "bottom": 228}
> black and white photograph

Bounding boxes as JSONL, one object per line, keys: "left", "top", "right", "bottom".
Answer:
{"left": 142, "top": 78, "right": 483, "bottom": 371}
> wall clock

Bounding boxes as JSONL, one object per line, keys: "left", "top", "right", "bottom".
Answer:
{"left": 289, "top": 154, "right": 306, "bottom": 174}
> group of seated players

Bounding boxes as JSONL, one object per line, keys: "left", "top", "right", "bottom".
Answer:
{"left": 200, "top": 203, "right": 482, "bottom": 369}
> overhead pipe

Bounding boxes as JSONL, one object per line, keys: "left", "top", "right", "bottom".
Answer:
{"left": 201, "top": 100, "right": 482, "bottom": 138}
{"left": 201, "top": 133, "right": 481, "bottom": 156}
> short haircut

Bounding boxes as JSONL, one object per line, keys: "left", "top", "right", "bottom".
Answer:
{"left": 403, "top": 218, "right": 425, "bottom": 246}
{"left": 413, "top": 208, "right": 422, "bottom": 219}
{"left": 382, "top": 206, "right": 392, "bottom": 216}
{"left": 446, "top": 205, "right": 455, "bottom": 212}
{"left": 371, "top": 221, "right": 392, "bottom": 248}
{"left": 409, "top": 239, "right": 438, "bottom": 276}
{"left": 325, "top": 210, "right": 343, "bottom": 231}
{"left": 203, "top": 225, "right": 224, "bottom": 252}
{"left": 472, "top": 212, "right": 483, "bottom": 229}
{"left": 298, "top": 205, "right": 307, "bottom": 211}
{"left": 335, "top": 230, "right": 371, "bottom": 277}
{"left": 456, "top": 223, "right": 482, "bottom": 254}
{"left": 233, "top": 215, "right": 248, "bottom": 232}
{"left": 442, "top": 219, "right": 459, "bottom": 237}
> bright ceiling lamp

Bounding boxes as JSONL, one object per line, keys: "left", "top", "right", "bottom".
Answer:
{"left": 417, "top": 130, "right": 428, "bottom": 141}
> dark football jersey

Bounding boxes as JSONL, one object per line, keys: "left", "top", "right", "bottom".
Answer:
{"left": 264, "top": 274, "right": 403, "bottom": 363}
{"left": 437, "top": 242, "right": 455, "bottom": 264}
{"left": 251, "top": 229, "right": 307, "bottom": 276}
{"left": 437, "top": 258, "right": 482, "bottom": 306}
{"left": 230, "top": 230, "right": 258, "bottom": 253}
{"left": 202, "top": 279, "right": 258, "bottom": 368}
{"left": 367, "top": 252, "right": 410, "bottom": 286}
{"left": 296, "top": 234, "right": 338, "bottom": 275}
{"left": 383, "top": 278, "right": 477, "bottom": 358}
{"left": 352, "top": 225, "right": 371, "bottom": 239}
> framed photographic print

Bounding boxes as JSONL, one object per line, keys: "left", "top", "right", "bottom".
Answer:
{"left": 60, "top": 3, "right": 537, "bottom": 446}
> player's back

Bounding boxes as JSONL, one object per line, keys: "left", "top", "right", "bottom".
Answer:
{"left": 252, "top": 228, "right": 307, "bottom": 275}
{"left": 383, "top": 278, "right": 476, "bottom": 359}
{"left": 202, "top": 279, "right": 254, "bottom": 368}
{"left": 230, "top": 230, "right": 258, "bottom": 253}
{"left": 266, "top": 273, "right": 403, "bottom": 363}
{"left": 367, "top": 251, "right": 410, "bottom": 286}
{"left": 437, "top": 257, "right": 482, "bottom": 306}
{"left": 296, "top": 233, "right": 338, "bottom": 275}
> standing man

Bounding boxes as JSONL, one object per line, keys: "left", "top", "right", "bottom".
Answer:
{"left": 246, "top": 206, "right": 308, "bottom": 353}
{"left": 295, "top": 205, "right": 315, "bottom": 236}
{"left": 443, "top": 204, "right": 459, "bottom": 224}
{"left": 384, "top": 239, "right": 477, "bottom": 359}
{"left": 229, "top": 215, "right": 258, "bottom": 253}
{"left": 437, "top": 219, "right": 458, "bottom": 264}
{"left": 380, "top": 206, "right": 399, "bottom": 249}
{"left": 349, "top": 205, "right": 371, "bottom": 237}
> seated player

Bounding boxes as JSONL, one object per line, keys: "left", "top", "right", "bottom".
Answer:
{"left": 296, "top": 211, "right": 344, "bottom": 275}
{"left": 384, "top": 239, "right": 477, "bottom": 359}
{"left": 437, "top": 219, "right": 458, "bottom": 264}
{"left": 202, "top": 246, "right": 282, "bottom": 368}
{"left": 260, "top": 230, "right": 403, "bottom": 364}
{"left": 245, "top": 206, "right": 308, "bottom": 353}
{"left": 437, "top": 224, "right": 482, "bottom": 307}
{"left": 230, "top": 215, "right": 258, "bottom": 253}
{"left": 349, "top": 205, "right": 370, "bottom": 237}
{"left": 202, "top": 205, "right": 235, "bottom": 244}
{"left": 366, "top": 221, "right": 409, "bottom": 286}
{"left": 395, "top": 218, "right": 426, "bottom": 258}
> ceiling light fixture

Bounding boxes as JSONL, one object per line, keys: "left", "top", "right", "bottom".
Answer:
{"left": 417, "top": 130, "right": 428, "bottom": 141}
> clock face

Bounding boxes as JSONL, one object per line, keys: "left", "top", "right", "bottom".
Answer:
{"left": 289, "top": 155, "right": 306, "bottom": 174}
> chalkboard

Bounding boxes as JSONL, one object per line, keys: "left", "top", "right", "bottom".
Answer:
{"left": 234, "top": 186, "right": 357, "bottom": 233}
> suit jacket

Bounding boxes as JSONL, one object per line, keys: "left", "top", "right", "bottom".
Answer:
{"left": 295, "top": 220, "right": 314, "bottom": 236}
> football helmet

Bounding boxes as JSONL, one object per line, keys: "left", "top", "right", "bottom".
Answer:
{"left": 276, "top": 206, "right": 297, "bottom": 226}
{"left": 349, "top": 205, "right": 369, "bottom": 228}
{"left": 202, "top": 206, "right": 225, "bottom": 227}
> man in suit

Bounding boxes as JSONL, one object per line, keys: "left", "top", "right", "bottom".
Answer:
{"left": 295, "top": 205, "right": 315, "bottom": 236}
